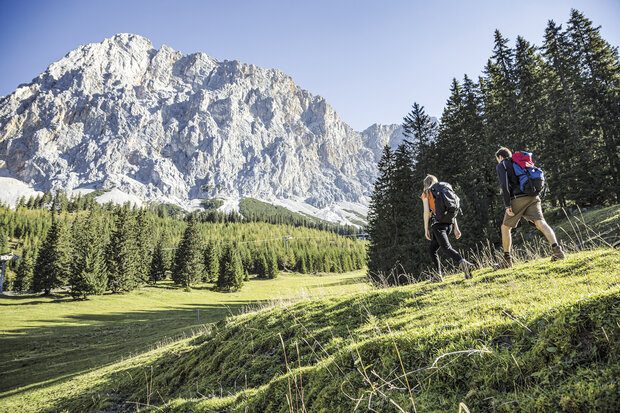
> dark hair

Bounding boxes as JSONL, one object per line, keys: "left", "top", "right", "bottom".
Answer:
{"left": 495, "top": 147, "right": 512, "bottom": 159}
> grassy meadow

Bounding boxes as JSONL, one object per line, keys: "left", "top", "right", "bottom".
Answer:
{"left": 0, "top": 271, "right": 369, "bottom": 399}
{"left": 0, "top": 248, "right": 618, "bottom": 412}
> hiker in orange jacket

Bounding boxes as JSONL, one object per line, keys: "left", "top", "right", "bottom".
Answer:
{"left": 421, "top": 174, "right": 473, "bottom": 279}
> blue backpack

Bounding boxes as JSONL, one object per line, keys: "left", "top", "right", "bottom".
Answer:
{"left": 511, "top": 151, "right": 546, "bottom": 196}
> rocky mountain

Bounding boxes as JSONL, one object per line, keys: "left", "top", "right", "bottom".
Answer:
{"left": 0, "top": 34, "right": 404, "bottom": 221}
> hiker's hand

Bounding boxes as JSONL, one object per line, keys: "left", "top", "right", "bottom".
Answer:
{"left": 425, "top": 229, "right": 431, "bottom": 240}
{"left": 506, "top": 207, "right": 515, "bottom": 217}
{"left": 455, "top": 228, "right": 462, "bottom": 239}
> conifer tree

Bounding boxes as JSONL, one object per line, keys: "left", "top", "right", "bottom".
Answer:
{"left": 257, "top": 251, "right": 269, "bottom": 278}
{"left": 135, "top": 209, "right": 154, "bottom": 283}
{"left": 387, "top": 144, "right": 419, "bottom": 279}
{"left": 217, "top": 245, "right": 243, "bottom": 291}
{"left": 106, "top": 206, "right": 139, "bottom": 292}
{"left": 203, "top": 241, "right": 220, "bottom": 282}
{"left": 32, "top": 217, "right": 70, "bottom": 295}
{"left": 482, "top": 30, "right": 519, "bottom": 150}
{"left": 566, "top": 9, "right": 620, "bottom": 202}
{"left": 267, "top": 249, "right": 278, "bottom": 279}
{"left": 366, "top": 146, "right": 396, "bottom": 282}
{"left": 13, "top": 248, "right": 35, "bottom": 291}
{"left": 0, "top": 228, "right": 7, "bottom": 252}
{"left": 69, "top": 209, "right": 107, "bottom": 299}
{"left": 149, "top": 238, "right": 169, "bottom": 283}
{"left": 172, "top": 218, "right": 203, "bottom": 287}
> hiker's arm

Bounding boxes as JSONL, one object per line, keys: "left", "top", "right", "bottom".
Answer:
{"left": 496, "top": 162, "right": 512, "bottom": 209}
{"left": 422, "top": 198, "right": 431, "bottom": 240}
{"left": 453, "top": 218, "right": 462, "bottom": 239}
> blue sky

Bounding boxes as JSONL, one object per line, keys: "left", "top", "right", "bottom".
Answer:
{"left": 0, "top": 0, "right": 618, "bottom": 130}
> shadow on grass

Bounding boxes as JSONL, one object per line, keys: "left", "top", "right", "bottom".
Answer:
{"left": 0, "top": 300, "right": 270, "bottom": 396}
{"left": 316, "top": 276, "right": 367, "bottom": 288}
{"left": 0, "top": 293, "right": 73, "bottom": 306}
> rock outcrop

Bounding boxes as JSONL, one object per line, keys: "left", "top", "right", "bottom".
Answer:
{"left": 0, "top": 34, "right": 403, "bottom": 212}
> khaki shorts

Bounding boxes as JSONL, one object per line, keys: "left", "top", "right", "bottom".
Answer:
{"left": 502, "top": 196, "right": 544, "bottom": 228}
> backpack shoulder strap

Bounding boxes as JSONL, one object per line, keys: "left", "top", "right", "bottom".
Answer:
{"left": 501, "top": 160, "right": 514, "bottom": 195}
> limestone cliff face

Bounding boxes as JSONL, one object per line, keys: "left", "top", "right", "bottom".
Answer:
{"left": 0, "top": 34, "right": 402, "bottom": 210}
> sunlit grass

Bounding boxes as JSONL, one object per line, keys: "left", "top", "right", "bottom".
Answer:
{"left": 0, "top": 271, "right": 369, "bottom": 396}
{"left": 1, "top": 249, "right": 617, "bottom": 412}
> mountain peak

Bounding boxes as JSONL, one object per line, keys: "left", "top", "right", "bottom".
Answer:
{"left": 0, "top": 35, "right": 402, "bottom": 221}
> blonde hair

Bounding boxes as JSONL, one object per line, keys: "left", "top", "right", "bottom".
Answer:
{"left": 423, "top": 174, "right": 438, "bottom": 190}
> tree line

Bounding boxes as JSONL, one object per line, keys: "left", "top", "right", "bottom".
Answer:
{"left": 367, "top": 10, "right": 619, "bottom": 284}
{"left": 1, "top": 199, "right": 367, "bottom": 298}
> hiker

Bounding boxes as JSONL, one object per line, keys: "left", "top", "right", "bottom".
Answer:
{"left": 420, "top": 174, "right": 473, "bottom": 279}
{"left": 495, "top": 147, "right": 565, "bottom": 268}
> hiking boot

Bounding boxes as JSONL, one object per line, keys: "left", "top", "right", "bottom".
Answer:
{"left": 551, "top": 245, "right": 566, "bottom": 261}
{"left": 493, "top": 255, "right": 513, "bottom": 270}
{"left": 459, "top": 260, "right": 474, "bottom": 279}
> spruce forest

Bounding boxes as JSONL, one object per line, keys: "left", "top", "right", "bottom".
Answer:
{"left": 0, "top": 191, "right": 366, "bottom": 298}
{"left": 367, "top": 10, "right": 619, "bottom": 284}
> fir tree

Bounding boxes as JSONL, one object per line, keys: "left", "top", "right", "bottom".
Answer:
{"left": 0, "top": 228, "right": 7, "bottom": 252}
{"left": 69, "top": 209, "right": 108, "bottom": 299}
{"left": 257, "top": 251, "right": 269, "bottom": 278}
{"left": 217, "top": 245, "right": 243, "bottom": 291}
{"left": 172, "top": 218, "right": 204, "bottom": 287}
{"left": 203, "top": 241, "right": 220, "bottom": 282}
{"left": 32, "top": 217, "right": 70, "bottom": 295}
{"left": 566, "top": 9, "right": 620, "bottom": 202}
{"left": 13, "top": 248, "right": 35, "bottom": 291}
{"left": 135, "top": 209, "right": 154, "bottom": 283}
{"left": 149, "top": 239, "right": 169, "bottom": 283}
{"left": 267, "top": 249, "right": 278, "bottom": 279}
{"left": 366, "top": 146, "right": 396, "bottom": 282}
{"left": 106, "top": 206, "right": 139, "bottom": 292}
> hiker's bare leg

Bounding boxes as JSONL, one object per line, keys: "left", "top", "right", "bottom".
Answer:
{"left": 501, "top": 224, "right": 512, "bottom": 254}
{"left": 533, "top": 219, "right": 558, "bottom": 245}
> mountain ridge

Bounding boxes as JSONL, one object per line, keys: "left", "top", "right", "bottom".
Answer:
{"left": 0, "top": 33, "right": 405, "bottom": 223}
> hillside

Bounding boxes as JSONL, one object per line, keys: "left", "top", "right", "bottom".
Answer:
{"left": 1, "top": 249, "right": 618, "bottom": 412}
{"left": 512, "top": 204, "right": 620, "bottom": 254}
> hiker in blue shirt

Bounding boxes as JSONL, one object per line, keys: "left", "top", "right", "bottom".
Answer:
{"left": 495, "top": 147, "right": 565, "bottom": 268}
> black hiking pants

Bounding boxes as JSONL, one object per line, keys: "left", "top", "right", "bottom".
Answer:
{"left": 429, "top": 223, "right": 463, "bottom": 274}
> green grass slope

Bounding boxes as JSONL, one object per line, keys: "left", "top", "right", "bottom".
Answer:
{"left": 0, "top": 272, "right": 368, "bottom": 400}
{"left": 2, "top": 249, "right": 618, "bottom": 412}
{"left": 515, "top": 204, "right": 620, "bottom": 249}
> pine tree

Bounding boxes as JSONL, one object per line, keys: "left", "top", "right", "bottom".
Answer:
{"left": 267, "top": 249, "right": 278, "bottom": 279}
{"left": 259, "top": 251, "right": 269, "bottom": 277}
{"left": 388, "top": 144, "right": 419, "bottom": 279}
{"left": 366, "top": 146, "right": 396, "bottom": 283}
{"left": 32, "top": 217, "right": 70, "bottom": 295}
{"left": 171, "top": 218, "right": 204, "bottom": 287}
{"left": 482, "top": 30, "right": 519, "bottom": 150}
{"left": 135, "top": 209, "right": 154, "bottom": 283}
{"left": 106, "top": 206, "right": 139, "bottom": 292}
{"left": 149, "top": 238, "right": 169, "bottom": 283}
{"left": 13, "top": 248, "right": 35, "bottom": 291}
{"left": 69, "top": 209, "right": 108, "bottom": 299}
{"left": 217, "top": 245, "right": 243, "bottom": 291}
{"left": 0, "top": 228, "right": 7, "bottom": 252}
{"left": 203, "top": 241, "right": 220, "bottom": 282}
{"left": 402, "top": 102, "right": 437, "bottom": 161}
{"left": 542, "top": 19, "right": 583, "bottom": 206}
{"left": 299, "top": 251, "right": 308, "bottom": 273}
{"left": 566, "top": 9, "right": 620, "bottom": 202}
